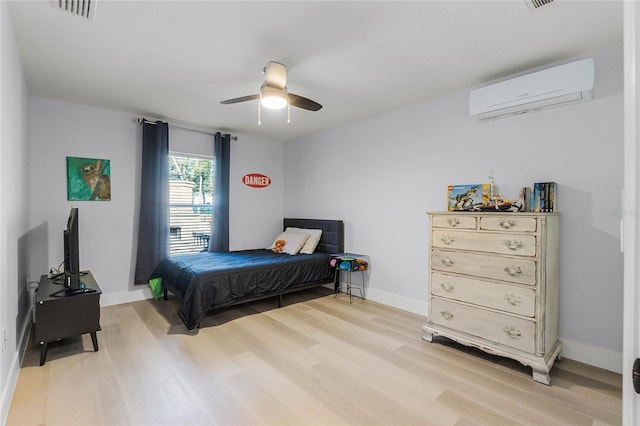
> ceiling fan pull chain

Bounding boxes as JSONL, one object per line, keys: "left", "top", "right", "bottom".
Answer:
{"left": 287, "top": 104, "right": 291, "bottom": 124}
{"left": 258, "top": 96, "right": 262, "bottom": 126}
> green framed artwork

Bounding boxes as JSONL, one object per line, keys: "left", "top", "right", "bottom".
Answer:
{"left": 67, "top": 157, "right": 111, "bottom": 201}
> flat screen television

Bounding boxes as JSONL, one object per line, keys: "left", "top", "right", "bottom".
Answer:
{"left": 63, "top": 207, "right": 81, "bottom": 290}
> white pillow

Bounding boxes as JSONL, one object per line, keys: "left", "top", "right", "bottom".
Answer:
{"left": 286, "top": 227, "right": 323, "bottom": 254}
{"left": 268, "top": 231, "right": 310, "bottom": 255}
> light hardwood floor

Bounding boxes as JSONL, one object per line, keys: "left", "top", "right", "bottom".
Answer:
{"left": 7, "top": 288, "right": 621, "bottom": 425}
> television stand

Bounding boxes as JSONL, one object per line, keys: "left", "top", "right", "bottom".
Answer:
{"left": 35, "top": 270, "right": 102, "bottom": 365}
{"left": 49, "top": 286, "right": 97, "bottom": 297}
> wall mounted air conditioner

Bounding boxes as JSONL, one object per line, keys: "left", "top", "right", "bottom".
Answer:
{"left": 469, "top": 58, "right": 594, "bottom": 121}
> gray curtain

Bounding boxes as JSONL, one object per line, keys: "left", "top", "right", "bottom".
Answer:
{"left": 208, "top": 132, "right": 231, "bottom": 252}
{"left": 134, "top": 120, "right": 169, "bottom": 284}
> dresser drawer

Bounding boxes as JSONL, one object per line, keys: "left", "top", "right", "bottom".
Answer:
{"left": 480, "top": 216, "right": 537, "bottom": 232}
{"left": 430, "top": 298, "right": 536, "bottom": 353}
{"left": 432, "top": 229, "right": 536, "bottom": 256}
{"left": 432, "top": 249, "right": 536, "bottom": 285}
{"left": 431, "top": 214, "right": 477, "bottom": 229}
{"left": 431, "top": 272, "right": 536, "bottom": 317}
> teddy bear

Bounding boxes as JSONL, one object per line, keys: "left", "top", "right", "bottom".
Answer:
{"left": 272, "top": 239, "right": 286, "bottom": 253}
{"left": 354, "top": 258, "right": 368, "bottom": 271}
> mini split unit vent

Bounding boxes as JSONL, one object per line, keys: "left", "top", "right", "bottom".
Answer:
{"left": 528, "top": 0, "right": 554, "bottom": 9}
{"left": 469, "top": 58, "right": 594, "bottom": 121}
{"left": 51, "top": 0, "right": 96, "bottom": 20}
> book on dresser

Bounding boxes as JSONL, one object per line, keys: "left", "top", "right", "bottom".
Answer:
{"left": 531, "top": 182, "right": 558, "bottom": 212}
{"left": 423, "top": 211, "right": 560, "bottom": 385}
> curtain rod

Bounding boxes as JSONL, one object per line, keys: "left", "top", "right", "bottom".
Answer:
{"left": 135, "top": 117, "right": 237, "bottom": 141}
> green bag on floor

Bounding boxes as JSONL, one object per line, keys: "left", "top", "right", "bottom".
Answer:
{"left": 149, "top": 277, "right": 163, "bottom": 300}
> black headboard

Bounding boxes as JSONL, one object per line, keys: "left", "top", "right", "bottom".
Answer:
{"left": 283, "top": 218, "right": 344, "bottom": 254}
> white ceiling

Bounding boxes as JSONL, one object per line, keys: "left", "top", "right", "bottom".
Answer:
{"left": 8, "top": 0, "right": 622, "bottom": 142}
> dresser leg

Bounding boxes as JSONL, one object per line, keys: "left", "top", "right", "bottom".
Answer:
{"left": 39, "top": 342, "right": 48, "bottom": 366}
{"left": 422, "top": 326, "right": 434, "bottom": 343}
{"left": 532, "top": 368, "right": 551, "bottom": 385}
{"left": 90, "top": 332, "right": 99, "bottom": 352}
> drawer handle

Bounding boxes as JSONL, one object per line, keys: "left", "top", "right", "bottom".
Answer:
{"left": 440, "top": 282, "right": 454, "bottom": 292}
{"left": 504, "top": 240, "right": 523, "bottom": 251}
{"left": 440, "top": 311, "right": 454, "bottom": 321}
{"left": 499, "top": 219, "right": 515, "bottom": 229}
{"left": 448, "top": 217, "right": 460, "bottom": 227}
{"left": 505, "top": 294, "right": 522, "bottom": 306}
{"left": 504, "top": 265, "right": 522, "bottom": 276}
{"left": 441, "top": 257, "right": 454, "bottom": 267}
{"left": 441, "top": 235, "right": 455, "bottom": 245}
{"left": 503, "top": 326, "right": 522, "bottom": 339}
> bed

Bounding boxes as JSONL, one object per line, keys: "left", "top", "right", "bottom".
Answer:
{"left": 157, "top": 218, "right": 344, "bottom": 329}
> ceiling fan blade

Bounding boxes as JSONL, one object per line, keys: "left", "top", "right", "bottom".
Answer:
{"left": 264, "top": 62, "right": 287, "bottom": 89}
{"left": 220, "top": 94, "right": 260, "bottom": 105}
{"left": 288, "top": 93, "right": 322, "bottom": 111}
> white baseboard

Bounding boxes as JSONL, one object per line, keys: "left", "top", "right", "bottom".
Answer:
{"left": 100, "top": 286, "right": 154, "bottom": 307}
{"left": 363, "top": 288, "right": 622, "bottom": 374}
{"left": 559, "top": 338, "right": 622, "bottom": 374}
{"left": 1, "top": 312, "right": 32, "bottom": 426}
{"left": 1, "top": 349, "right": 20, "bottom": 426}
{"left": 365, "top": 287, "right": 428, "bottom": 316}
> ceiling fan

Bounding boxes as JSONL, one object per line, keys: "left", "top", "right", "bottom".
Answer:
{"left": 220, "top": 61, "right": 322, "bottom": 123}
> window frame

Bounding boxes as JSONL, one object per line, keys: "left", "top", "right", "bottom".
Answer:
{"left": 168, "top": 152, "right": 214, "bottom": 255}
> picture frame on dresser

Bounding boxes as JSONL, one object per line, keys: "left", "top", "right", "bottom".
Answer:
{"left": 423, "top": 211, "right": 560, "bottom": 385}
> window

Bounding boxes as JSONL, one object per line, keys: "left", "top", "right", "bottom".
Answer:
{"left": 168, "top": 154, "right": 213, "bottom": 254}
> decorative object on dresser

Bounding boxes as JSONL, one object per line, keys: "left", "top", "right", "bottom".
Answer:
{"left": 519, "top": 182, "right": 558, "bottom": 212}
{"left": 447, "top": 174, "right": 514, "bottom": 212}
{"left": 447, "top": 184, "right": 485, "bottom": 211}
{"left": 423, "top": 211, "right": 560, "bottom": 385}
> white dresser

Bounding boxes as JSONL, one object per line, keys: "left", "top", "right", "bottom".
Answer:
{"left": 423, "top": 211, "right": 561, "bottom": 384}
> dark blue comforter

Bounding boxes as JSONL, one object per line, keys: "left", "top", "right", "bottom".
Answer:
{"left": 157, "top": 249, "right": 333, "bottom": 329}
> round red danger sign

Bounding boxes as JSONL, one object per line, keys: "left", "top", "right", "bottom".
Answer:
{"left": 242, "top": 173, "right": 271, "bottom": 188}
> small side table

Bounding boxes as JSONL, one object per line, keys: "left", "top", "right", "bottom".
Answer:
{"left": 330, "top": 253, "right": 369, "bottom": 303}
{"left": 35, "top": 271, "right": 101, "bottom": 365}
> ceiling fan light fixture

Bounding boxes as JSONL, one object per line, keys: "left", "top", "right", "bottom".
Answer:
{"left": 221, "top": 61, "right": 321, "bottom": 114}
{"left": 260, "top": 85, "right": 288, "bottom": 109}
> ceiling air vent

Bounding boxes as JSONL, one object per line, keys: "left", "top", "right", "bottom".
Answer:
{"left": 51, "top": 0, "right": 96, "bottom": 20}
{"left": 527, "top": 0, "right": 554, "bottom": 9}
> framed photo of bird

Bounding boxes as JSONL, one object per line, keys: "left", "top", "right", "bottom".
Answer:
{"left": 66, "top": 156, "right": 111, "bottom": 201}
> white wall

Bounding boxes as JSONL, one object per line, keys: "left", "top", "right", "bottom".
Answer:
{"left": 1, "top": 1, "right": 32, "bottom": 422}
{"left": 230, "top": 134, "right": 284, "bottom": 250}
{"left": 284, "top": 44, "right": 624, "bottom": 372}
{"left": 29, "top": 98, "right": 284, "bottom": 306}
{"left": 30, "top": 98, "right": 142, "bottom": 305}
